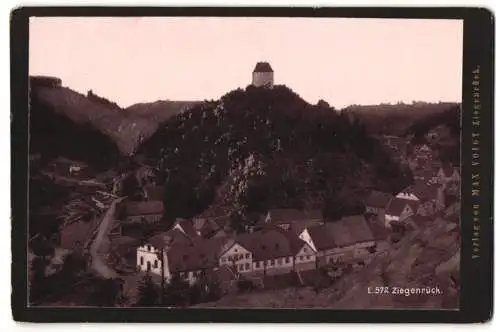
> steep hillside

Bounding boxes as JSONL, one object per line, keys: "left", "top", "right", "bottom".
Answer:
{"left": 29, "top": 81, "right": 122, "bottom": 169}
{"left": 138, "top": 85, "right": 413, "bottom": 224}
{"left": 195, "top": 215, "right": 459, "bottom": 309}
{"left": 29, "top": 77, "right": 198, "bottom": 156}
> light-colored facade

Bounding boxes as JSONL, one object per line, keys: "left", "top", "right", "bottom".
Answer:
{"left": 136, "top": 243, "right": 170, "bottom": 280}
{"left": 219, "top": 242, "right": 253, "bottom": 274}
{"left": 252, "top": 71, "right": 274, "bottom": 87}
{"left": 384, "top": 203, "right": 415, "bottom": 228}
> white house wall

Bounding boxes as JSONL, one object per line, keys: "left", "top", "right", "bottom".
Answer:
{"left": 298, "top": 229, "right": 317, "bottom": 252}
{"left": 219, "top": 242, "right": 253, "bottom": 274}
{"left": 252, "top": 72, "right": 274, "bottom": 87}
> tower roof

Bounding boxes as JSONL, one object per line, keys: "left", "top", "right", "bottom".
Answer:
{"left": 253, "top": 62, "right": 273, "bottom": 73}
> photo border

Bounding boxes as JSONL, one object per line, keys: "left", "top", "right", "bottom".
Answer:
{"left": 11, "top": 6, "right": 494, "bottom": 323}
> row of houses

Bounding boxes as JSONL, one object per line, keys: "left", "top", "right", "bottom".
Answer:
{"left": 364, "top": 161, "right": 460, "bottom": 229}
{"left": 136, "top": 210, "right": 386, "bottom": 286}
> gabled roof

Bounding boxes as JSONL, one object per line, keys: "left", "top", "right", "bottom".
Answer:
{"left": 253, "top": 62, "right": 273, "bottom": 73}
{"left": 385, "top": 198, "right": 419, "bottom": 216}
{"left": 125, "top": 200, "right": 163, "bottom": 216}
{"left": 404, "top": 180, "right": 440, "bottom": 202}
{"left": 307, "top": 215, "right": 376, "bottom": 251}
{"left": 364, "top": 191, "right": 393, "bottom": 209}
{"left": 267, "top": 209, "right": 322, "bottom": 224}
{"left": 331, "top": 215, "right": 375, "bottom": 247}
{"left": 173, "top": 218, "right": 199, "bottom": 239}
{"left": 147, "top": 228, "right": 192, "bottom": 250}
{"left": 167, "top": 237, "right": 229, "bottom": 273}
{"left": 232, "top": 228, "right": 304, "bottom": 261}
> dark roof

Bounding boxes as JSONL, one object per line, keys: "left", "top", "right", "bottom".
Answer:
{"left": 197, "top": 206, "right": 230, "bottom": 219}
{"left": 331, "top": 215, "right": 375, "bottom": 247}
{"left": 307, "top": 224, "right": 336, "bottom": 251}
{"left": 147, "top": 229, "right": 192, "bottom": 249}
{"left": 404, "top": 181, "right": 440, "bottom": 202}
{"left": 125, "top": 200, "right": 163, "bottom": 216}
{"left": 364, "top": 191, "right": 393, "bottom": 209}
{"left": 173, "top": 218, "right": 199, "bottom": 239}
{"left": 167, "top": 237, "right": 229, "bottom": 273}
{"left": 253, "top": 62, "right": 273, "bottom": 73}
{"left": 385, "top": 198, "right": 419, "bottom": 216}
{"left": 267, "top": 209, "right": 322, "bottom": 224}
{"left": 308, "top": 215, "right": 375, "bottom": 251}
{"left": 365, "top": 217, "right": 391, "bottom": 240}
{"left": 232, "top": 228, "right": 306, "bottom": 261}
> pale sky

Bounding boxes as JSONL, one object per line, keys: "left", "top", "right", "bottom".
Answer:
{"left": 29, "top": 17, "right": 463, "bottom": 109}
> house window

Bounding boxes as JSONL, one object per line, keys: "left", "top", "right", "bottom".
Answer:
{"left": 277, "top": 259, "right": 281, "bottom": 265}
{"left": 147, "top": 245, "right": 151, "bottom": 251}
{"left": 299, "top": 256, "right": 304, "bottom": 261}
{"left": 239, "top": 254, "right": 244, "bottom": 260}
{"left": 245, "top": 263, "right": 250, "bottom": 270}
{"left": 256, "top": 261, "right": 260, "bottom": 268}
{"left": 140, "top": 256, "right": 144, "bottom": 266}
{"left": 147, "top": 261, "right": 151, "bottom": 271}
{"left": 270, "top": 260, "right": 275, "bottom": 266}
{"left": 245, "top": 253, "right": 250, "bottom": 259}
{"left": 221, "top": 257, "right": 226, "bottom": 263}
{"left": 285, "top": 257, "right": 290, "bottom": 264}
{"left": 153, "top": 260, "right": 158, "bottom": 268}
{"left": 234, "top": 248, "right": 237, "bottom": 252}
{"left": 306, "top": 255, "right": 311, "bottom": 260}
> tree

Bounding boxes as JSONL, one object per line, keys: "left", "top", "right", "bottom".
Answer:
{"left": 135, "top": 274, "right": 160, "bottom": 306}
{"left": 86, "top": 278, "right": 125, "bottom": 307}
{"left": 122, "top": 174, "right": 142, "bottom": 200}
{"left": 163, "top": 274, "right": 191, "bottom": 307}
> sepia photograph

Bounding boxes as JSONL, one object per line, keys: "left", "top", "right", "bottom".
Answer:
{"left": 26, "top": 15, "right": 463, "bottom": 311}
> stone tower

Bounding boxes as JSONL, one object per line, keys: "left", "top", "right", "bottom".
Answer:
{"left": 252, "top": 62, "right": 274, "bottom": 87}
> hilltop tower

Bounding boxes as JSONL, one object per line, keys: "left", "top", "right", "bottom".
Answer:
{"left": 252, "top": 62, "right": 274, "bottom": 88}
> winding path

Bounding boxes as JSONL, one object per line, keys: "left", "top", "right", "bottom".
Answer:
{"left": 89, "top": 197, "right": 125, "bottom": 279}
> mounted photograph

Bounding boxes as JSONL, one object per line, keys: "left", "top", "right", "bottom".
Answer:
{"left": 26, "top": 15, "right": 464, "bottom": 311}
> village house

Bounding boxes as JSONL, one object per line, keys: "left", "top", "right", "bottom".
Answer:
{"left": 384, "top": 197, "right": 420, "bottom": 228}
{"left": 171, "top": 218, "right": 200, "bottom": 240}
{"left": 252, "top": 62, "right": 274, "bottom": 88}
{"left": 219, "top": 228, "right": 316, "bottom": 276}
{"left": 137, "top": 232, "right": 228, "bottom": 285}
{"left": 436, "top": 163, "right": 460, "bottom": 186}
{"left": 303, "top": 215, "right": 379, "bottom": 267}
{"left": 363, "top": 191, "right": 393, "bottom": 219}
{"left": 136, "top": 228, "right": 192, "bottom": 275}
{"left": 398, "top": 180, "right": 445, "bottom": 216}
{"left": 192, "top": 207, "right": 230, "bottom": 238}
{"left": 121, "top": 200, "right": 164, "bottom": 224}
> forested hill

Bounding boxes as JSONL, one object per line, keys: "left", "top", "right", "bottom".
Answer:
{"left": 29, "top": 76, "right": 197, "bottom": 159}
{"left": 344, "top": 102, "right": 460, "bottom": 136}
{"left": 29, "top": 77, "right": 122, "bottom": 170}
{"left": 406, "top": 104, "right": 461, "bottom": 141}
{"left": 138, "top": 85, "right": 413, "bottom": 224}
